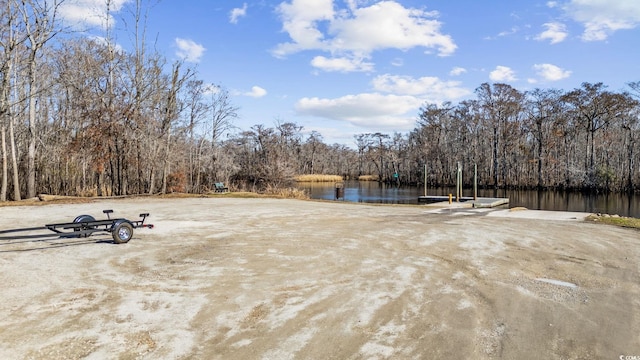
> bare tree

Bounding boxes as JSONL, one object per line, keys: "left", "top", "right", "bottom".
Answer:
{"left": 0, "top": 0, "right": 25, "bottom": 201}
{"left": 354, "top": 133, "right": 370, "bottom": 177}
{"left": 159, "top": 62, "right": 189, "bottom": 194}
{"left": 524, "top": 88, "right": 564, "bottom": 188}
{"left": 19, "top": 0, "right": 62, "bottom": 198}
{"left": 181, "top": 79, "right": 211, "bottom": 192}
{"left": 302, "top": 130, "right": 323, "bottom": 174}
{"left": 355, "top": 132, "right": 391, "bottom": 182}
{"left": 620, "top": 82, "right": 640, "bottom": 192}
{"left": 562, "top": 83, "right": 632, "bottom": 188}
{"left": 417, "top": 103, "right": 455, "bottom": 185}
{"left": 207, "top": 85, "right": 237, "bottom": 186}
{"left": 475, "top": 83, "right": 524, "bottom": 187}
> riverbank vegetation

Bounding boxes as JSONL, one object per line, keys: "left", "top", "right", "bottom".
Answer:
{"left": 1, "top": 2, "right": 640, "bottom": 202}
{"left": 294, "top": 175, "right": 343, "bottom": 183}
{"left": 587, "top": 214, "right": 640, "bottom": 229}
{"left": 357, "top": 175, "right": 379, "bottom": 181}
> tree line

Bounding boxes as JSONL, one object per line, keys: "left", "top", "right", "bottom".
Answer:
{"left": 2, "top": 1, "right": 639, "bottom": 202}
{"left": 410, "top": 82, "right": 640, "bottom": 192}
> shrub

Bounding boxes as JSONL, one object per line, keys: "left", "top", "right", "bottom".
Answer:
{"left": 167, "top": 171, "right": 187, "bottom": 193}
{"left": 262, "top": 185, "right": 310, "bottom": 199}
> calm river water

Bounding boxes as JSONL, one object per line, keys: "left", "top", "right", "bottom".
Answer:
{"left": 296, "top": 180, "right": 640, "bottom": 218}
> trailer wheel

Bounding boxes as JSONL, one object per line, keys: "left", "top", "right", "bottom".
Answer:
{"left": 73, "top": 215, "right": 96, "bottom": 238}
{"left": 112, "top": 220, "right": 134, "bottom": 244}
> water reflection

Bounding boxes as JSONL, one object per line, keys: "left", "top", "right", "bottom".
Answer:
{"left": 296, "top": 180, "right": 640, "bottom": 218}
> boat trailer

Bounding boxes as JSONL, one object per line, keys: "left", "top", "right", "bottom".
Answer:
{"left": 0, "top": 210, "right": 153, "bottom": 244}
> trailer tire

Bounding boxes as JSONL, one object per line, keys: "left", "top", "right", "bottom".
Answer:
{"left": 73, "top": 215, "right": 96, "bottom": 238}
{"left": 112, "top": 220, "right": 134, "bottom": 244}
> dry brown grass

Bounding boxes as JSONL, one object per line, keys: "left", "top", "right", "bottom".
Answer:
{"left": 262, "top": 186, "right": 310, "bottom": 199}
{"left": 205, "top": 191, "right": 262, "bottom": 198}
{"left": 0, "top": 194, "right": 97, "bottom": 207}
{"left": 294, "top": 174, "right": 343, "bottom": 182}
{"left": 205, "top": 189, "right": 309, "bottom": 200}
{"left": 357, "top": 175, "right": 379, "bottom": 181}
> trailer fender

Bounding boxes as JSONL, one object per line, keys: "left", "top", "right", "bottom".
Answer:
{"left": 73, "top": 215, "right": 96, "bottom": 238}
{"left": 111, "top": 220, "right": 134, "bottom": 244}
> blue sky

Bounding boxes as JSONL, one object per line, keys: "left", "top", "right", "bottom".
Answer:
{"left": 59, "top": 0, "right": 640, "bottom": 145}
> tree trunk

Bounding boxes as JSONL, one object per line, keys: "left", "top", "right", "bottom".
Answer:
{"left": 9, "top": 119, "right": 20, "bottom": 200}
{"left": 492, "top": 127, "right": 499, "bottom": 187}
{"left": 536, "top": 121, "right": 543, "bottom": 188}
{"left": 626, "top": 129, "right": 635, "bottom": 192}
{"left": 1, "top": 125, "right": 6, "bottom": 201}
{"left": 148, "top": 170, "right": 155, "bottom": 195}
{"left": 161, "top": 131, "right": 170, "bottom": 194}
{"left": 27, "top": 58, "right": 37, "bottom": 198}
{"left": 96, "top": 171, "right": 102, "bottom": 197}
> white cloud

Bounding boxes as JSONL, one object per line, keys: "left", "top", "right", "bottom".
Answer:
{"left": 293, "top": 74, "right": 471, "bottom": 130}
{"left": 273, "top": 0, "right": 334, "bottom": 54}
{"left": 449, "top": 67, "right": 467, "bottom": 76}
{"left": 58, "top": 0, "right": 131, "bottom": 29}
{"left": 391, "top": 58, "right": 404, "bottom": 67}
{"left": 230, "top": 3, "right": 248, "bottom": 24}
{"left": 244, "top": 86, "right": 267, "bottom": 98}
{"left": 497, "top": 26, "right": 520, "bottom": 37}
{"left": 563, "top": 0, "right": 640, "bottom": 41}
{"left": 371, "top": 74, "right": 471, "bottom": 101}
{"left": 175, "top": 38, "right": 205, "bottom": 63}
{"left": 310, "top": 56, "right": 374, "bottom": 72}
{"left": 329, "top": 2, "right": 456, "bottom": 55}
{"left": 535, "top": 22, "right": 568, "bottom": 44}
{"left": 295, "top": 93, "right": 420, "bottom": 129}
{"left": 533, "top": 63, "right": 571, "bottom": 81}
{"left": 489, "top": 66, "right": 517, "bottom": 82}
{"left": 273, "top": 0, "right": 456, "bottom": 72}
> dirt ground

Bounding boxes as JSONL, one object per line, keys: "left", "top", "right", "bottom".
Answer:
{"left": 0, "top": 197, "right": 639, "bottom": 359}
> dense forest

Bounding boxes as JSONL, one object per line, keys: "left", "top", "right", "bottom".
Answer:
{"left": 1, "top": 1, "right": 640, "bottom": 201}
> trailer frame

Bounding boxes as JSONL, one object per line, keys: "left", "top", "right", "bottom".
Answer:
{"left": 44, "top": 209, "right": 154, "bottom": 244}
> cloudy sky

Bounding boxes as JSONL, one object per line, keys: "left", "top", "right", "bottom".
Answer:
{"left": 60, "top": 0, "right": 640, "bottom": 145}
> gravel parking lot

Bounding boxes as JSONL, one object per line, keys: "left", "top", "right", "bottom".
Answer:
{"left": 0, "top": 197, "right": 638, "bottom": 359}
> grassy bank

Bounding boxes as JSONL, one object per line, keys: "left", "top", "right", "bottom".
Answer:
{"left": 586, "top": 214, "right": 640, "bottom": 229}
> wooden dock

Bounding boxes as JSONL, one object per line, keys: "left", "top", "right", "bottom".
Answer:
{"left": 418, "top": 196, "right": 509, "bottom": 208}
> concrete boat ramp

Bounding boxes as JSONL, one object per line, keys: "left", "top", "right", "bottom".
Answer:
{"left": 418, "top": 195, "right": 509, "bottom": 208}
{"left": 418, "top": 196, "right": 592, "bottom": 221}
